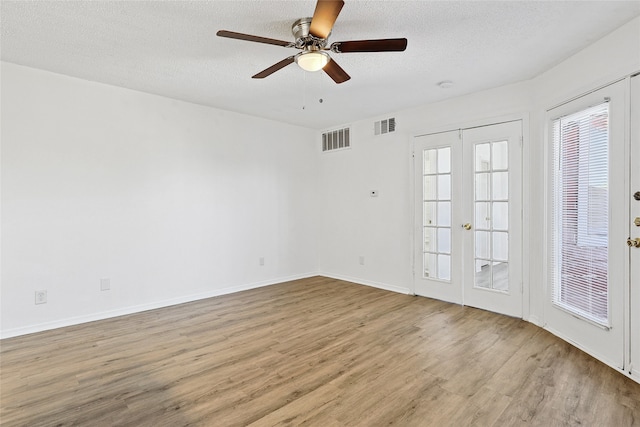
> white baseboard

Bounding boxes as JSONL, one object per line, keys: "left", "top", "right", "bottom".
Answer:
{"left": 543, "top": 325, "right": 631, "bottom": 379}
{"left": 0, "top": 273, "right": 316, "bottom": 339}
{"left": 318, "top": 272, "right": 411, "bottom": 295}
{"left": 527, "top": 314, "right": 543, "bottom": 327}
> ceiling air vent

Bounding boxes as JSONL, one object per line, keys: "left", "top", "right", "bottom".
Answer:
{"left": 322, "top": 127, "right": 350, "bottom": 152}
{"left": 374, "top": 117, "right": 396, "bottom": 135}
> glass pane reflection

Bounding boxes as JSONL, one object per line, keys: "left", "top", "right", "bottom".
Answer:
{"left": 476, "top": 173, "right": 490, "bottom": 200}
{"left": 423, "top": 176, "right": 437, "bottom": 200}
{"left": 475, "top": 231, "right": 490, "bottom": 259}
{"left": 423, "top": 202, "right": 436, "bottom": 225}
{"left": 437, "top": 228, "right": 451, "bottom": 254}
{"left": 438, "top": 255, "right": 451, "bottom": 280}
{"left": 438, "top": 174, "right": 451, "bottom": 200}
{"left": 493, "top": 202, "right": 509, "bottom": 230}
{"left": 475, "top": 202, "right": 490, "bottom": 230}
{"left": 437, "top": 202, "right": 451, "bottom": 227}
{"left": 476, "top": 143, "right": 490, "bottom": 171}
{"left": 492, "top": 141, "right": 508, "bottom": 170}
{"left": 423, "top": 227, "right": 436, "bottom": 252}
{"left": 423, "top": 149, "right": 437, "bottom": 174}
{"left": 438, "top": 147, "right": 451, "bottom": 173}
{"left": 492, "top": 172, "right": 508, "bottom": 200}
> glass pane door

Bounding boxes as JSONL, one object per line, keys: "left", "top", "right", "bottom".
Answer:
{"left": 462, "top": 121, "right": 523, "bottom": 318}
{"left": 544, "top": 81, "right": 626, "bottom": 369}
{"left": 414, "top": 130, "right": 462, "bottom": 304}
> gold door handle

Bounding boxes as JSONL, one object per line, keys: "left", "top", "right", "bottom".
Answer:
{"left": 634, "top": 217, "right": 640, "bottom": 227}
{"left": 627, "top": 238, "right": 640, "bottom": 248}
{"left": 462, "top": 223, "right": 472, "bottom": 231}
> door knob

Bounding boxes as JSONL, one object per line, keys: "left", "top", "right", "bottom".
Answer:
{"left": 462, "top": 223, "right": 472, "bottom": 230}
{"left": 635, "top": 217, "right": 640, "bottom": 227}
{"left": 627, "top": 237, "right": 640, "bottom": 248}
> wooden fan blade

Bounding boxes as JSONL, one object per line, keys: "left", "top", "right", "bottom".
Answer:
{"left": 331, "top": 38, "right": 408, "bottom": 53}
{"left": 309, "top": 0, "right": 344, "bottom": 39}
{"left": 323, "top": 58, "right": 350, "bottom": 84}
{"left": 252, "top": 56, "right": 296, "bottom": 79}
{"left": 217, "top": 30, "right": 292, "bottom": 47}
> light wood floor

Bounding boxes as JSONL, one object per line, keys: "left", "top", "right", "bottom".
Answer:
{"left": 2, "top": 276, "right": 640, "bottom": 426}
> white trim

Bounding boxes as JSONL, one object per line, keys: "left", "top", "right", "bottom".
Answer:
{"left": 544, "top": 324, "right": 629, "bottom": 375}
{"left": 0, "top": 273, "right": 317, "bottom": 339}
{"left": 521, "top": 115, "right": 532, "bottom": 322}
{"left": 413, "top": 112, "right": 528, "bottom": 140}
{"left": 527, "top": 314, "right": 543, "bottom": 327}
{"left": 543, "top": 76, "right": 629, "bottom": 113}
{"left": 409, "top": 147, "right": 417, "bottom": 295}
{"left": 318, "top": 272, "right": 411, "bottom": 295}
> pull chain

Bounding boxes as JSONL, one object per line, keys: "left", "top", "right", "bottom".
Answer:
{"left": 302, "top": 71, "right": 307, "bottom": 110}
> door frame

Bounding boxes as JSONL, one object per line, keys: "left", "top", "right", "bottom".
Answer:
{"left": 411, "top": 113, "right": 530, "bottom": 320}
{"left": 630, "top": 73, "right": 640, "bottom": 380}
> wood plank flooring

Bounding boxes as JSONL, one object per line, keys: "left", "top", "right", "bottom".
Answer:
{"left": 2, "top": 276, "right": 640, "bottom": 426}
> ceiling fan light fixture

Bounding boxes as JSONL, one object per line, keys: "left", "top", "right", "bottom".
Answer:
{"left": 296, "top": 51, "right": 330, "bottom": 72}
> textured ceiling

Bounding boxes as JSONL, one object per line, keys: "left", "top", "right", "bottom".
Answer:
{"left": 2, "top": 1, "right": 639, "bottom": 130}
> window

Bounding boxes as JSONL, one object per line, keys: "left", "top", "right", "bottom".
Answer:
{"left": 551, "top": 102, "right": 609, "bottom": 325}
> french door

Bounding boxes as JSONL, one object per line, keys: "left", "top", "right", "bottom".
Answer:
{"left": 545, "top": 80, "right": 627, "bottom": 369}
{"left": 462, "top": 122, "right": 523, "bottom": 317}
{"left": 413, "top": 131, "right": 463, "bottom": 304}
{"left": 413, "top": 121, "right": 523, "bottom": 317}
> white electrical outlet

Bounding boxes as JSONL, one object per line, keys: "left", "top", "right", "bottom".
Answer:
{"left": 259, "top": 257, "right": 265, "bottom": 266}
{"left": 359, "top": 256, "right": 365, "bottom": 265}
{"left": 100, "top": 278, "right": 111, "bottom": 291}
{"left": 35, "top": 290, "right": 47, "bottom": 305}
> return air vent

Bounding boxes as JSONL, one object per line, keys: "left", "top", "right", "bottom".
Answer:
{"left": 322, "top": 127, "right": 350, "bottom": 152}
{"left": 374, "top": 117, "right": 396, "bottom": 135}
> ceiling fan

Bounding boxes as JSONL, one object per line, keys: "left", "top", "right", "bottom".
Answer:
{"left": 216, "top": 0, "right": 407, "bottom": 84}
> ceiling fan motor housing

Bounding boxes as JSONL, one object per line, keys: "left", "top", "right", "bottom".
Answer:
{"left": 292, "top": 17, "right": 328, "bottom": 50}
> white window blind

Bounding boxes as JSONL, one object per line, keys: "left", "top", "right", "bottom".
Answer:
{"left": 551, "top": 102, "right": 609, "bottom": 326}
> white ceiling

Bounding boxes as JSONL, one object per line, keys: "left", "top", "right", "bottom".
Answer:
{"left": 2, "top": 1, "right": 639, "bottom": 130}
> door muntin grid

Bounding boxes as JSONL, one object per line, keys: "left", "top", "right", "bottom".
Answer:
{"left": 474, "top": 140, "right": 509, "bottom": 292}
{"left": 423, "top": 147, "right": 452, "bottom": 280}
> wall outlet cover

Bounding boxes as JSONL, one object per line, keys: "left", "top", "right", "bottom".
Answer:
{"left": 35, "top": 290, "right": 47, "bottom": 304}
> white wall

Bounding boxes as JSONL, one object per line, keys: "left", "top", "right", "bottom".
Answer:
{"left": 317, "top": 16, "right": 640, "bottom": 325}
{"left": 1, "top": 62, "right": 318, "bottom": 338}
{"left": 317, "top": 120, "right": 414, "bottom": 293}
